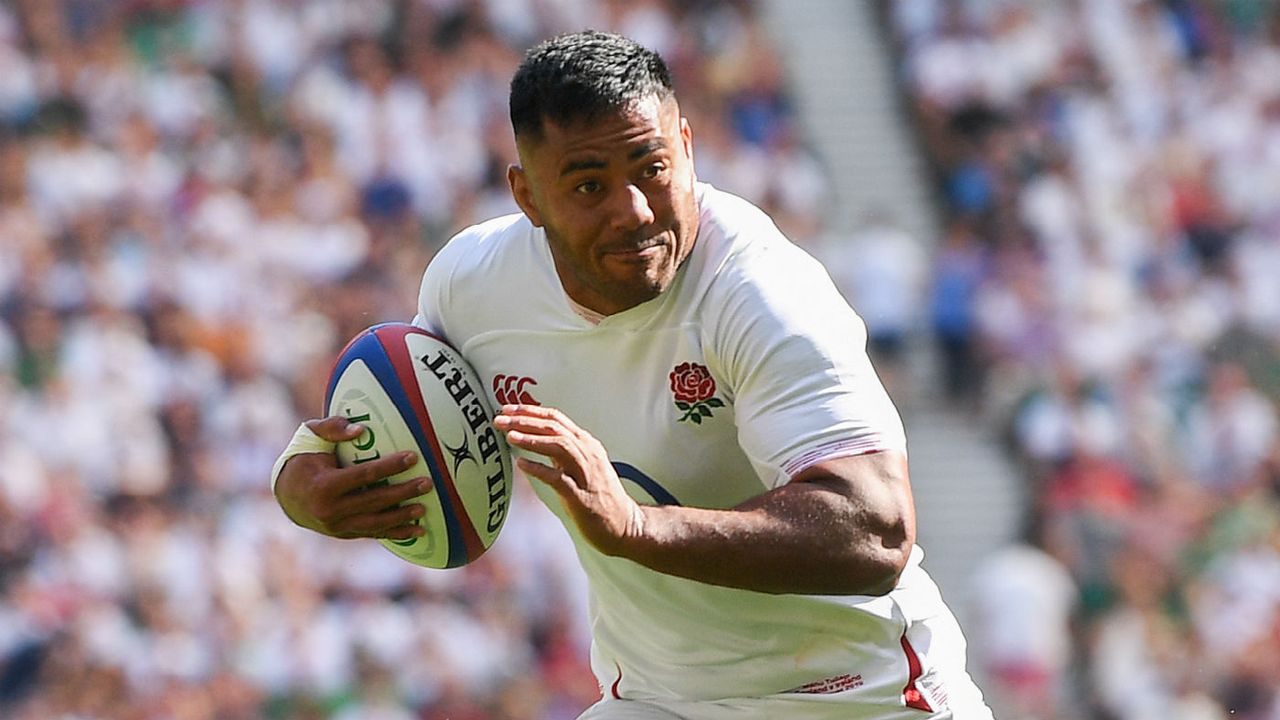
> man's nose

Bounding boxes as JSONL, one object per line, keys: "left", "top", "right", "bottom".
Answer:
{"left": 611, "top": 184, "right": 655, "bottom": 231}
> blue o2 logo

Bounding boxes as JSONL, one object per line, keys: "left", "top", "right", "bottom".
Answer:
{"left": 612, "top": 462, "right": 681, "bottom": 506}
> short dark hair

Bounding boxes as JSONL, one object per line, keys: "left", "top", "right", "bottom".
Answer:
{"left": 509, "top": 31, "right": 674, "bottom": 141}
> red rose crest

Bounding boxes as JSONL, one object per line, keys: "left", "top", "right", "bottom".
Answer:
{"left": 669, "top": 362, "right": 724, "bottom": 424}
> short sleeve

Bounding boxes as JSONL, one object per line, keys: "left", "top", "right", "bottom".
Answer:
{"left": 411, "top": 214, "right": 529, "bottom": 344}
{"left": 412, "top": 227, "right": 476, "bottom": 338}
{"left": 412, "top": 257, "right": 448, "bottom": 336}
{"left": 710, "top": 242, "right": 907, "bottom": 488}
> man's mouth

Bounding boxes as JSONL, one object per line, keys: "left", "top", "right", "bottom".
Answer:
{"left": 603, "top": 237, "right": 665, "bottom": 260}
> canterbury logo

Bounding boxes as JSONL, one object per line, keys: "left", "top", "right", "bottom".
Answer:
{"left": 493, "top": 374, "right": 540, "bottom": 406}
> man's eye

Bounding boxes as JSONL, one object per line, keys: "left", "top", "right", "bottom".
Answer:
{"left": 575, "top": 181, "right": 601, "bottom": 194}
{"left": 643, "top": 164, "right": 665, "bottom": 179}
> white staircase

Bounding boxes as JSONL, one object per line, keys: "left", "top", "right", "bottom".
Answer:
{"left": 900, "top": 398, "right": 1027, "bottom": 620}
{"left": 758, "top": 0, "right": 937, "bottom": 241}
{"left": 758, "top": 0, "right": 1025, "bottom": 627}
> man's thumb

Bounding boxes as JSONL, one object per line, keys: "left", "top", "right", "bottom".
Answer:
{"left": 306, "top": 415, "right": 367, "bottom": 442}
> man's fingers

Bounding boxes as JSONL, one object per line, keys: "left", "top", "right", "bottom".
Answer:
{"left": 382, "top": 523, "right": 426, "bottom": 542}
{"left": 494, "top": 413, "right": 567, "bottom": 437}
{"left": 505, "top": 430, "right": 575, "bottom": 464}
{"left": 517, "top": 456, "right": 572, "bottom": 492}
{"left": 306, "top": 415, "right": 369, "bottom": 442}
{"left": 337, "top": 477, "right": 432, "bottom": 517}
{"left": 330, "top": 451, "right": 419, "bottom": 494}
{"left": 501, "top": 404, "right": 585, "bottom": 434}
{"left": 332, "top": 504, "right": 427, "bottom": 539}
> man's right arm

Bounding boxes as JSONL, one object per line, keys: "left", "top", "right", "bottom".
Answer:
{"left": 276, "top": 224, "right": 469, "bottom": 539}
{"left": 272, "top": 416, "right": 433, "bottom": 541}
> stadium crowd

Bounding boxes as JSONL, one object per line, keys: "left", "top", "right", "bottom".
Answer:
{"left": 6, "top": 0, "right": 1279, "bottom": 718}
{"left": 891, "top": 1, "right": 1280, "bottom": 718}
{"left": 0, "top": 1, "right": 824, "bottom": 718}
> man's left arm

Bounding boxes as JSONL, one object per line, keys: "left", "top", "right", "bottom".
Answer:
{"left": 496, "top": 404, "right": 916, "bottom": 596}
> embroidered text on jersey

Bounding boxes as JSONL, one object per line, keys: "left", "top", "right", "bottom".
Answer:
{"left": 786, "top": 673, "right": 864, "bottom": 694}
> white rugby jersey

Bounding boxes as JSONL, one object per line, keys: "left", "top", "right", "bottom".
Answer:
{"left": 414, "top": 184, "right": 987, "bottom": 715}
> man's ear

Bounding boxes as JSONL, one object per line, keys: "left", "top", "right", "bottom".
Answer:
{"left": 508, "top": 164, "right": 544, "bottom": 227}
{"left": 680, "top": 117, "right": 696, "bottom": 182}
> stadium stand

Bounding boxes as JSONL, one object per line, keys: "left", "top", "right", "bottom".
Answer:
{"left": 888, "top": 1, "right": 1280, "bottom": 718}
{"left": 7, "top": 1, "right": 1277, "bottom": 718}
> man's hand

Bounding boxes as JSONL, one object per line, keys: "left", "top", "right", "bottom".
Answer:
{"left": 494, "top": 404, "right": 644, "bottom": 555}
{"left": 274, "top": 416, "right": 434, "bottom": 541}
{"left": 496, "top": 406, "right": 913, "bottom": 595}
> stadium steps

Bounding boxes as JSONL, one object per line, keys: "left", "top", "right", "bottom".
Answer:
{"left": 758, "top": 0, "right": 938, "bottom": 242}
{"left": 899, "top": 395, "right": 1027, "bottom": 622}
{"left": 759, "top": 0, "right": 1026, "bottom": 624}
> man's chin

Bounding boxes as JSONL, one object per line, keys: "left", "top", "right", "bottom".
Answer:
{"left": 600, "top": 275, "right": 668, "bottom": 311}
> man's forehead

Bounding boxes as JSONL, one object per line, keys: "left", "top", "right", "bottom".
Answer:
{"left": 519, "top": 95, "right": 680, "bottom": 154}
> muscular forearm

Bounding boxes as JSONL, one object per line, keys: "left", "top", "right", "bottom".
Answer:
{"left": 612, "top": 469, "right": 914, "bottom": 595}
{"left": 496, "top": 405, "right": 916, "bottom": 596}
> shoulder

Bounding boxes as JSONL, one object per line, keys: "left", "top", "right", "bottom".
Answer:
{"left": 427, "top": 212, "right": 535, "bottom": 283}
{"left": 689, "top": 186, "right": 867, "bottom": 383}
{"left": 694, "top": 183, "right": 787, "bottom": 256}
{"left": 694, "top": 184, "right": 844, "bottom": 325}
{"left": 692, "top": 191, "right": 902, "bottom": 478}
{"left": 417, "top": 212, "right": 540, "bottom": 339}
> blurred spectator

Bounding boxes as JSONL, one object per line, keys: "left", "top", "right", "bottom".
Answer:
{"left": 1184, "top": 361, "right": 1279, "bottom": 493}
{"left": 817, "top": 210, "right": 926, "bottom": 399}
{"left": 929, "top": 217, "right": 986, "bottom": 405}
{"left": 967, "top": 514, "right": 1077, "bottom": 720}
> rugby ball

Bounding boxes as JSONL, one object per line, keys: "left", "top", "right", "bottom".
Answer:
{"left": 324, "top": 322, "right": 512, "bottom": 569}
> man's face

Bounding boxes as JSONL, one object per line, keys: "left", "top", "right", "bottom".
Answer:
{"left": 508, "top": 95, "right": 699, "bottom": 316}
